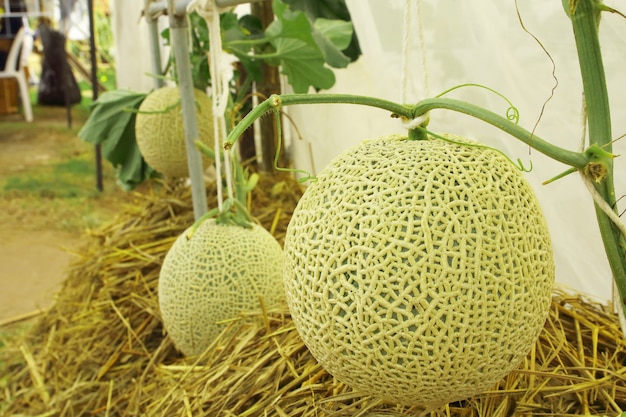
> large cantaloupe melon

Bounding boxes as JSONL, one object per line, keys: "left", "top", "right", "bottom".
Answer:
{"left": 135, "top": 87, "right": 213, "bottom": 178}
{"left": 158, "top": 219, "right": 285, "bottom": 356}
{"left": 283, "top": 133, "right": 555, "bottom": 409}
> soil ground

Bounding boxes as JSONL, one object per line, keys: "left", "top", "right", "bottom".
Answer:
{"left": 0, "top": 102, "right": 136, "bottom": 325}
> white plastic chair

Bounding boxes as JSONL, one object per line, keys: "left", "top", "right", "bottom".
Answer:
{"left": 0, "top": 25, "right": 33, "bottom": 122}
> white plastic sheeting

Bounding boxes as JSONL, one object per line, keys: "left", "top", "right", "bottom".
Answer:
{"left": 286, "top": 0, "right": 626, "bottom": 302}
{"left": 110, "top": 0, "right": 169, "bottom": 92}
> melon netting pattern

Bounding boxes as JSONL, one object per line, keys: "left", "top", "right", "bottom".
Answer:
{"left": 159, "top": 220, "right": 285, "bottom": 356}
{"left": 135, "top": 87, "right": 214, "bottom": 178}
{"left": 283, "top": 134, "right": 555, "bottom": 408}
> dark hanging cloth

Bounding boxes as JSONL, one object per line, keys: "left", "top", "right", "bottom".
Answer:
{"left": 37, "top": 23, "right": 82, "bottom": 106}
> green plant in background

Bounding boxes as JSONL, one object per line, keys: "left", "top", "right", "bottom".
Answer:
{"left": 79, "top": 0, "right": 358, "bottom": 190}
{"left": 78, "top": 90, "right": 154, "bottom": 190}
{"left": 67, "top": 0, "right": 116, "bottom": 93}
{"left": 161, "top": 0, "right": 359, "bottom": 94}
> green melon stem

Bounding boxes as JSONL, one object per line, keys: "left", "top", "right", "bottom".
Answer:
{"left": 411, "top": 97, "right": 589, "bottom": 168}
{"left": 194, "top": 140, "right": 256, "bottom": 229}
{"left": 224, "top": 94, "right": 590, "bottom": 170}
{"left": 569, "top": 0, "right": 626, "bottom": 320}
{"left": 224, "top": 94, "right": 414, "bottom": 150}
{"left": 408, "top": 128, "right": 428, "bottom": 141}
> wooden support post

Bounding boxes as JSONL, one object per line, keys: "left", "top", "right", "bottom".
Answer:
{"left": 251, "top": 0, "right": 286, "bottom": 172}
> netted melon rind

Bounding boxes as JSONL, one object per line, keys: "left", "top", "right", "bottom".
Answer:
{"left": 159, "top": 219, "right": 285, "bottom": 356}
{"left": 135, "top": 87, "right": 213, "bottom": 178}
{"left": 283, "top": 134, "right": 555, "bottom": 408}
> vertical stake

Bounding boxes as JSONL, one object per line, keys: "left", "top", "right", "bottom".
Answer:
{"left": 145, "top": 0, "right": 165, "bottom": 89}
{"left": 87, "top": 0, "right": 104, "bottom": 191}
{"left": 167, "top": 0, "right": 208, "bottom": 220}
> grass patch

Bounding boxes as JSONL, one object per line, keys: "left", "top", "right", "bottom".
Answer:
{"left": 3, "top": 159, "right": 94, "bottom": 198}
{"left": 0, "top": 143, "right": 136, "bottom": 232}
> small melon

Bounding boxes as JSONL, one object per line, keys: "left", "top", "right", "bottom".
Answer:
{"left": 158, "top": 219, "right": 285, "bottom": 356}
{"left": 283, "top": 133, "right": 554, "bottom": 409}
{"left": 135, "top": 87, "right": 213, "bottom": 178}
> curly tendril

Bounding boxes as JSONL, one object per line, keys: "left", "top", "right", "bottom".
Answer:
{"left": 515, "top": 158, "right": 533, "bottom": 173}
{"left": 507, "top": 106, "right": 520, "bottom": 124}
{"left": 435, "top": 83, "right": 520, "bottom": 125}
{"left": 271, "top": 108, "right": 317, "bottom": 183}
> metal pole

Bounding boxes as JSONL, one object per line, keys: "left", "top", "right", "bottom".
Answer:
{"left": 148, "top": 0, "right": 264, "bottom": 20}
{"left": 215, "top": 0, "right": 264, "bottom": 7}
{"left": 87, "top": 0, "right": 104, "bottom": 191}
{"left": 167, "top": 0, "right": 207, "bottom": 220}
{"left": 144, "top": 0, "right": 165, "bottom": 89}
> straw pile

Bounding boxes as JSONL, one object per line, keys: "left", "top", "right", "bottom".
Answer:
{"left": 1, "top": 173, "right": 626, "bottom": 417}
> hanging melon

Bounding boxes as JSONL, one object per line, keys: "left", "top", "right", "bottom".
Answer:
{"left": 135, "top": 86, "right": 213, "bottom": 178}
{"left": 158, "top": 219, "right": 285, "bottom": 356}
{"left": 283, "top": 133, "right": 554, "bottom": 409}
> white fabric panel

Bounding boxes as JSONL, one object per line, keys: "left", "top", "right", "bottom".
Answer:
{"left": 288, "top": 0, "right": 626, "bottom": 302}
{"left": 109, "top": 0, "right": 169, "bottom": 92}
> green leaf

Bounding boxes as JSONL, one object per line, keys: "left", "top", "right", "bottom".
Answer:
{"left": 78, "top": 90, "right": 156, "bottom": 190}
{"left": 284, "top": 0, "right": 352, "bottom": 21}
{"left": 222, "top": 12, "right": 263, "bottom": 45}
{"left": 190, "top": 54, "right": 210, "bottom": 91}
{"left": 267, "top": 0, "right": 316, "bottom": 46}
{"left": 315, "top": 18, "right": 353, "bottom": 50}
{"left": 78, "top": 90, "right": 146, "bottom": 145}
{"left": 272, "top": 37, "right": 335, "bottom": 92}
{"left": 283, "top": 0, "right": 361, "bottom": 61}
{"left": 160, "top": 27, "right": 171, "bottom": 45}
{"left": 311, "top": 18, "right": 352, "bottom": 68}
{"left": 112, "top": 120, "right": 158, "bottom": 191}
{"left": 189, "top": 12, "right": 209, "bottom": 52}
{"left": 266, "top": 0, "right": 341, "bottom": 90}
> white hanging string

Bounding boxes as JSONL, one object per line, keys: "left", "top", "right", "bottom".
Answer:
{"left": 400, "top": 0, "right": 430, "bottom": 129}
{"left": 187, "top": 0, "right": 235, "bottom": 210}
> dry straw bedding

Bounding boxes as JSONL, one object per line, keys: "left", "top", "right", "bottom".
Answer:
{"left": 1, "top": 173, "right": 626, "bottom": 417}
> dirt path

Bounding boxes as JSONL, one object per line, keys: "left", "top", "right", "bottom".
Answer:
{"left": 0, "top": 106, "right": 131, "bottom": 324}
{"left": 0, "top": 229, "right": 79, "bottom": 324}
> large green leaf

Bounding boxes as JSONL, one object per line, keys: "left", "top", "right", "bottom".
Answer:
{"left": 311, "top": 18, "right": 352, "bottom": 68}
{"left": 78, "top": 90, "right": 144, "bottom": 146}
{"left": 284, "top": 0, "right": 352, "bottom": 21}
{"left": 78, "top": 90, "right": 156, "bottom": 190}
{"left": 283, "top": 0, "right": 361, "bottom": 62}
{"left": 265, "top": 0, "right": 348, "bottom": 91}
{"left": 267, "top": 0, "right": 316, "bottom": 45}
{"left": 315, "top": 18, "right": 353, "bottom": 50}
{"left": 272, "top": 37, "right": 336, "bottom": 92}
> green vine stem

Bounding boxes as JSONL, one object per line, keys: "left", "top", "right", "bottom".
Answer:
{"left": 224, "top": 94, "right": 413, "bottom": 149}
{"left": 411, "top": 97, "right": 590, "bottom": 168}
{"left": 194, "top": 140, "right": 258, "bottom": 228}
{"left": 569, "top": 0, "right": 626, "bottom": 315}
{"left": 224, "top": 93, "right": 595, "bottom": 170}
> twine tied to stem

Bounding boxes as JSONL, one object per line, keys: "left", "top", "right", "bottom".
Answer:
{"left": 187, "top": 0, "right": 236, "bottom": 209}
{"left": 400, "top": 0, "right": 430, "bottom": 130}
